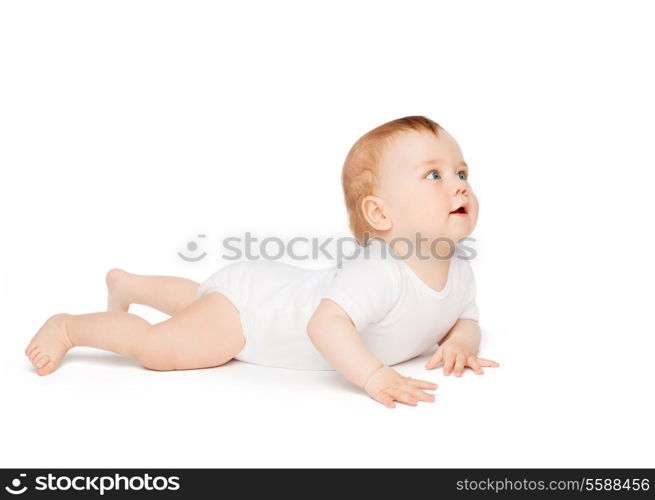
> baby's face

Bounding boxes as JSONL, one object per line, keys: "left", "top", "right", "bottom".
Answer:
{"left": 376, "top": 129, "right": 479, "bottom": 246}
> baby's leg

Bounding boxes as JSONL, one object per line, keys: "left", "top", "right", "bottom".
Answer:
{"left": 25, "top": 292, "right": 245, "bottom": 376}
{"left": 106, "top": 268, "right": 199, "bottom": 316}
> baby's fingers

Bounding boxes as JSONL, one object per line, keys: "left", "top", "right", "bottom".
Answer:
{"left": 386, "top": 387, "right": 420, "bottom": 406}
{"left": 402, "top": 384, "right": 436, "bottom": 403}
{"left": 443, "top": 351, "right": 457, "bottom": 376}
{"left": 406, "top": 376, "right": 438, "bottom": 391}
{"left": 477, "top": 358, "right": 500, "bottom": 367}
{"left": 466, "top": 356, "right": 485, "bottom": 375}
{"left": 454, "top": 354, "right": 466, "bottom": 377}
{"left": 376, "top": 392, "right": 396, "bottom": 409}
{"left": 425, "top": 346, "right": 444, "bottom": 370}
{"left": 466, "top": 356, "right": 484, "bottom": 375}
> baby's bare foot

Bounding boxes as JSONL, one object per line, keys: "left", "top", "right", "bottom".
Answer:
{"left": 106, "top": 268, "right": 131, "bottom": 312}
{"left": 24, "top": 313, "right": 74, "bottom": 376}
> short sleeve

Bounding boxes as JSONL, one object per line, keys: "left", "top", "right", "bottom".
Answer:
{"left": 321, "top": 256, "right": 401, "bottom": 332}
{"left": 458, "top": 261, "right": 480, "bottom": 322}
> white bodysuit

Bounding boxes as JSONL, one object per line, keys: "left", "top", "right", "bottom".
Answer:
{"left": 195, "top": 238, "right": 480, "bottom": 370}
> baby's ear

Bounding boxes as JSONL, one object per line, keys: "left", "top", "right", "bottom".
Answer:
{"left": 361, "top": 195, "right": 392, "bottom": 231}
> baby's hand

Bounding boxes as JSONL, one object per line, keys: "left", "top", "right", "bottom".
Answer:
{"left": 363, "top": 365, "right": 437, "bottom": 409}
{"left": 425, "top": 340, "right": 500, "bottom": 376}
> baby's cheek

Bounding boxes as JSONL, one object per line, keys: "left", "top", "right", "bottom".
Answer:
{"left": 472, "top": 198, "right": 480, "bottom": 218}
{"left": 470, "top": 192, "right": 479, "bottom": 209}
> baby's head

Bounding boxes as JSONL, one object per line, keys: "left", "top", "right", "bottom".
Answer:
{"left": 341, "top": 115, "right": 478, "bottom": 252}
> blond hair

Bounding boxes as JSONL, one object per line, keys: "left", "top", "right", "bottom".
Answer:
{"left": 341, "top": 115, "right": 443, "bottom": 245}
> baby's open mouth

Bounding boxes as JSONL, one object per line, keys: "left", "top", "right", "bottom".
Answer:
{"left": 449, "top": 205, "right": 468, "bottom": 215}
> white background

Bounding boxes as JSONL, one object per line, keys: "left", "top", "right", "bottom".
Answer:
{"left": 1, "top": 0, "right": 653, "bottom": 468}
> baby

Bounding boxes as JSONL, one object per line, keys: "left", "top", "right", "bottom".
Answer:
{"left": 25, "top": 115, "right": 499, "bottom": 408}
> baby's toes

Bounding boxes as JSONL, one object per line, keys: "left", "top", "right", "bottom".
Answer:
{"left": 34, "top": 353, "right": 50, "bottom": 369}
{"left": 30, "top": 348, "right": 44, "bottom": 363}
{"left": 25, "top": 343, "right": 38, "bottom": 357}
{"left": 37, "top": 358, "right": 56, "bottom": 376}
{"left": 28, "top": 348, "right": 41, "bottom": 363}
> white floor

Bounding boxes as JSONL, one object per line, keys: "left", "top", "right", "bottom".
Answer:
{"left": 2, "top": 297, "right": 653, "bottom": 468}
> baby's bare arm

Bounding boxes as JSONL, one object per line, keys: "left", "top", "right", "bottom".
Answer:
{"left": 307, "top": 299, "right": 438, "bottom": 408}
{"left": 439, "top": 318, "right": 481, "bottom": 352}
{"left": 307, "top": 299, "right": 383, "bottom": 388}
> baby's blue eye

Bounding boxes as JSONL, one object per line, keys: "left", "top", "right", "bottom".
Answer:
{"left": 426, "top": 170, "right": 441, "bottom": 180}
{"left": 457, "top": 171, "right": 468, "bottom": 180}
